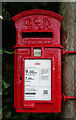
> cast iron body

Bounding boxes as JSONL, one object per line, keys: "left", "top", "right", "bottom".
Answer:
{"left": 12, "top": 9, "right": 63, "bottom": 113}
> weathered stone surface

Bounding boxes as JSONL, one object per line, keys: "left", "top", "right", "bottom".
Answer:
{"left": 59, "top": 2, "right": 75, "bottom": 118}
{"left": 74, "top": 3, "right": 76, "bottom": 119}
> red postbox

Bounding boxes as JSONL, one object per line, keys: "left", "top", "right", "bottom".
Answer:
{"left": 12, "top": 9, "right": 63, "bottom": 113}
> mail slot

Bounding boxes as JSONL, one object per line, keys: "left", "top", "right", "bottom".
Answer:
{"left": 12, "top": 9, "right": 63, "bottom": 113}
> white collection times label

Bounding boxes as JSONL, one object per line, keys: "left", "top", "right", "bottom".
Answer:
{"left": 24, "top": 59, "right": 51, "bottom": 100}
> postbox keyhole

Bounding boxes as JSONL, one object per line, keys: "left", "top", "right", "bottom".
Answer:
{"left": 20, "top": 77, "right": 22, "bottom": 80}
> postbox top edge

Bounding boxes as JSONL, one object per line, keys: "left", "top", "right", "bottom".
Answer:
{"left": 12, "top": 9, "right": 63, "bottom": 22}
{"left": 13, "top": 45, "right": 63, "bottom": 49}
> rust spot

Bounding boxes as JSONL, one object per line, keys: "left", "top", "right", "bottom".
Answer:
{"left": 63, "top": 43, "right": 67, "bottom": 49}
{"left": 66, "top": 88, "right": 68, "bottom": 91}
{"left": 68, "top": 102, "right": 70, "bottom": 104}
{"left": 61, "top": 28, "right": 67, "bottom": 41}
{"left": 61, "top": 28, "right": 68, "bottom": 49}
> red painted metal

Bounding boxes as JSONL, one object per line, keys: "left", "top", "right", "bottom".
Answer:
{"left": 12, "top": 9, "right": 76, "bottom": 113}
{"left": 12, "top": 9, "right": 62, "bottom": 113}
{"left": 21, "top": 49, "right": 61, "bottom": 112}
{"left": 12, "top": 9, "right": 63, "bottom": 22}
{"left": 12, "top": 9, "right": 63, "bottom": 48}
{"left": 62, "top": 93, "right": 76, "bottom": 102}
{"left": 62, "top": 49, "right": 76, "bottom": 55}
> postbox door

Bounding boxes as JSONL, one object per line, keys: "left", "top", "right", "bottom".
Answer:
{"left": 21, "top": 48, "right": 61, "bottom": 112}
